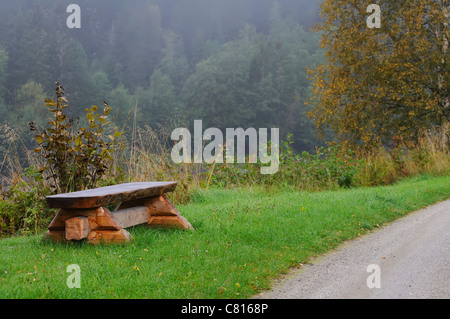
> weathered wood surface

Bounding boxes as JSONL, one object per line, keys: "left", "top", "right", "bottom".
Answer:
{"left": 47, "top": 206, "right": 120, "bottom": 231}
{"left": 88, "top": 229, "right": 131, "bottom": 244}
{"left": 43, "top": 181, "right": 194, "bottom": 244}
{"left": 114, "top": 194, "right": 194, "bottom": 230}
{"left": 46, "top": 182, "right": 177, "bottom": 209}
{"left": 111, "top": 206, "right": 151, "bottom": 229}
{"left": 65, "top": 216, "right": 90, "bottom": 241}
{"left": 61, "top": 206, "right": 151, "bottom": 241}
{"left": 146, "top": 195, "right": 194, "bottom": 230}
{"left": 44, "top": 206, "right": 126, "bottom": 243}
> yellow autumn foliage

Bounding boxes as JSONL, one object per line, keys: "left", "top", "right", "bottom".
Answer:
{"left": 308, "top": 0, "right": 449, "bottom": 150}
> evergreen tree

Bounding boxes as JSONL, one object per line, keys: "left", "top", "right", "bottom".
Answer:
{"left": 107, "top": 83, "right": 135, "bottom": 131}
{"left": 111, "top": 3, "right": 164, "bottom": 89}
{"left": 0, "top": 48, "right": 9, "bottom": 123}
{"left": 138, "top": 69, "right": 181, "bottom": 128}
{"left": 57, "top": 38, "right": 95, "bottom": 113}
{"left": 0, "top": 47, "right": 8, "bottom": 100}
{"left": 0, "top": 0, "right": 325, "bottom": 152}
{"left": 182, "top": 25, "right": 259, "bottom": 129}
{"left": 12, "top": 81, "right": 48, "bottom": 126}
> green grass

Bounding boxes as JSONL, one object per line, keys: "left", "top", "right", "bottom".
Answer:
{"left": 1, "top": 174, "right": 449, "bottom": 299}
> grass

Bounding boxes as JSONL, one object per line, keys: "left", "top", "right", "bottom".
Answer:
{"left": 0, "top": 174, "right": 449, "bottom": 299}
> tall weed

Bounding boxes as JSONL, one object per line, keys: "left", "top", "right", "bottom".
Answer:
{"left": 1, "top": 100, "right": 449, "bottom": 237}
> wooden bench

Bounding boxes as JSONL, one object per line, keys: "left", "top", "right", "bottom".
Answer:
{"left": 43, "top": 182, "right": 193, "bottom": 244}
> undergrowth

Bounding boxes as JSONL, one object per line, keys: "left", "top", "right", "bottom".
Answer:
{"left": 0, "top": 85, "right": 449, "bottom": 237}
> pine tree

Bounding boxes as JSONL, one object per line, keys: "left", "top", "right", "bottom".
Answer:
{"left": 0, "top": 48, "right": 8, "bottom": 99}
{"left": 138, "top": 69, "right": 181, "bottom": 127}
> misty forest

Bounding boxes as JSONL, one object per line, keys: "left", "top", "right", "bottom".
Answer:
{"left": 0, "top": 0, "right": 323, "bottom": 158}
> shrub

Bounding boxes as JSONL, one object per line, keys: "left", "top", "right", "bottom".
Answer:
{"left": 0, "top": 166, "right": 55, "bottom": 236}
{"left": 1, "top": 83, "right": 125, "bottom": 237}
{"left": 29, "top": 82, "right": 123, "bottom": 193}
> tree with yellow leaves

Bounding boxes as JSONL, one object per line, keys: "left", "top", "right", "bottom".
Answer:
{"left": 308, "top": 0, "right": 449, "bottom": 150}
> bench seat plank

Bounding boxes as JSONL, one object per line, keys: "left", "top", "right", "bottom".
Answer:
{"left": 46, "top": 182, "right": 177, "bottom": 209}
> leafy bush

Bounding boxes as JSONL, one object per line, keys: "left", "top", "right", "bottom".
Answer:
{"left": 1, "top": 86, "right": 448, "bottom": 238}
{"left": 0, "top": 166, "right": 55, "bottom": 236}
{"left": 29, "top": 82, "right": 123, "bottom": 193}
{"left": 1, "top": 83, "right": 125, "bottom": 237}
{"left": 202, "top": 130, "right": 448, "bottom": 192}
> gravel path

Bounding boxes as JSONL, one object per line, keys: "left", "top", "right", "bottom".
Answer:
{"left": 257, "top": 199, "right": 450, "bottom": 299}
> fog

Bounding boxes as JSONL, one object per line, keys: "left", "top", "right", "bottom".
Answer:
{"left": 0, "top": 0, "right": 324, "bottom": 160}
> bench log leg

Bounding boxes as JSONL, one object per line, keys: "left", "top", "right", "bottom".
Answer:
{"left": 43, "top": 206, "right": 130, "bottom": 244}
{"left": 65, "top": 216, "right": 90, "bottom": 241}
{"left": 116, "top": 194, "right": 194, "bottom": 231}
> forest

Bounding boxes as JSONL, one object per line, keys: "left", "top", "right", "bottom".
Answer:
{"left": 0, "top": 0, "right": 449, "bottom": 301}
{"left": 0, "top": 0, "right": 448, "bottom": 238}
{"left": 0, "top": 0, "right": 324, "bottom": 161}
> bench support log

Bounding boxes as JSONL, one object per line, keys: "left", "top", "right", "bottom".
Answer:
{"left": 44, "top": 193, "right": 193, "bottom": 244}
{"left": 44, "top": 206, "right": 130, "bottom": 244}
{"left": 117, "top": 194, "right": 193, "bottom": 230}
{"left": 65, "top": 216, "right": 90, "bottom": 241}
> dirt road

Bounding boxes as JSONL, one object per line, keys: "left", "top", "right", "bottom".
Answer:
{"left": 258, "top": 199, "right": 450, "bottom": 299}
